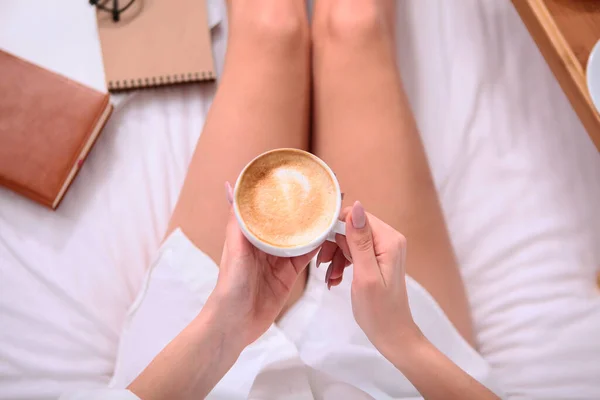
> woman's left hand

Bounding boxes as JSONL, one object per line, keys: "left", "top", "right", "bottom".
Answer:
{"left": 208, "top": 182, "right": 318, "bottom": 347}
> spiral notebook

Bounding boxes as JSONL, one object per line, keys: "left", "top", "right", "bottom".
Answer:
{"left": 96, "top": 0, "right": 215, "bottom": 91}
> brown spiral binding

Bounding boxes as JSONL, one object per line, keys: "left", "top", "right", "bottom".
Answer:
{"left": 107, "top": 71, "right": 215, "bottom": 91}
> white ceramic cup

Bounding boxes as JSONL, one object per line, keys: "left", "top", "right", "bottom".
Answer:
{"left": 233, "top": 149, "right": 346, "bottom": 258}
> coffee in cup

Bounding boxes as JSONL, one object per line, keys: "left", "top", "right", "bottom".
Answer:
{"left": 233, "top": 149, "right": 346, "bottom": 257}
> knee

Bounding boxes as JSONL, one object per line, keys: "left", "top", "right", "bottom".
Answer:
{"left": 232, "top": 3, "right": 309, "bottom": 54}
{"left": 312, "top": 0, "right": 386, "bottom": 44}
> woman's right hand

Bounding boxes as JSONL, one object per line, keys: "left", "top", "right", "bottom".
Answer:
{"left": 318, "top": 201, "right": 421, "bottom": 354}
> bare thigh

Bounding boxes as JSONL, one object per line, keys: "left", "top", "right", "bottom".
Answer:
{"left": 311, "top": 0, "right": 475, "bottom": 346}
{"left": 166, "top": 0, "right": 311, "bottom": 314}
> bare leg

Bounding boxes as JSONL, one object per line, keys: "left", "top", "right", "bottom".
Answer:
{"left": 312, "top": 0, "right": 475, "bottom": 345}
{"left": 167, "top": 0, "right": 311, "bottom": 316}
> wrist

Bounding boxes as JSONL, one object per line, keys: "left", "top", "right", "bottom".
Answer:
{"left": 192, "top": 296, "right": 247, "bottom": 357}
{"left": 128, "top": 296, "right": 247, "bottom": 400}
{"left": 379, "top": 324, "right": 428, "bottom": 370}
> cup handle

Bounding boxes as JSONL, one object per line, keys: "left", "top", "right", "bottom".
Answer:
{"left": 326, "top": 220, "right": 346, "bottom": 243}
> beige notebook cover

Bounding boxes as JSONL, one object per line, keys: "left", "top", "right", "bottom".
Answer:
{"left": 96, "top": 0, "right": 215, "bottom": 91}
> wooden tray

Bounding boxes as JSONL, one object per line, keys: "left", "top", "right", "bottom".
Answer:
{"left": 512, "top": 0, "right": 600, "bottom": 151}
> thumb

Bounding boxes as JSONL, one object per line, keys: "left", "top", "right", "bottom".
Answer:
{"left": 222, "top": 182, "right": 252, "bottom": 255}
{"left": 345, "top": 201, "right": 379, "bottom": 278}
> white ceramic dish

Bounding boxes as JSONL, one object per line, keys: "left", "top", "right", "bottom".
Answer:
{"left": 586, "top": 38, "right": 600, "bottom": 114}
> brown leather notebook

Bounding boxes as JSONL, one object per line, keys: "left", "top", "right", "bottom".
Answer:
{"left": 97, "top": 0, "right": 215, "bottom": 91}
{"left": 0, "top": 50, "right": 113, "bottom": 209}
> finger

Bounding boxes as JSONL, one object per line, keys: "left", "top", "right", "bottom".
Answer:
{"left": 335, "top": 235, "right": 352, "bottom": 262}
{"left": 222, "top": 181, "right": 258, "bottom": 258}
{"left": 223, "top": 181, "right": 242, "bottom": 245}
{"left": 328, "top": 276, "right": 343, "bottom": 289}
{"left": 345, "top": 201, "right": 380, "bottom": 280}
{"left": 355, "top": 211, "right": 408, "bottom": 281}
{"left": 339, "top": 205, "right": 352, "bottom": 222}
{"left": 219, "top": 207, "right": 248, "bottom": 266}
{"left": 329, "top": 206, "right": 353, "bottom": 263}
{"left": 325, "top": 248, "right": 351, "bottom": 289}
{"left": 225, "top": 181, "right": 234, "bottom": 205}
{"left": 325, "top": 264, "right": 333, "bottom": 287}
{"left": 291, "top": 247, "right": 320, "bottom": 274}
{"left": 329, "top": 247, "right": 349, "bottom": 281}
{"left": 317, "top": 240, "right": 339, "bottom": 268}
{"left": 384, "top": 232, "right": 408, "bottom": 280}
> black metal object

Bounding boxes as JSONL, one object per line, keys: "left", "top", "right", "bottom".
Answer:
{"left": 89, "top": 0, "right": 136, "bottom": 22}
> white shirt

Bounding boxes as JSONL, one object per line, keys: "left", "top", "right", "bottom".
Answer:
{"left": 61, "top": 230, "right": 502, "bottom": 399}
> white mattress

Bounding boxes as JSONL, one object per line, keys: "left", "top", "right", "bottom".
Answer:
{"left": 1, "top": 1, "right": 599, "bottom": 399}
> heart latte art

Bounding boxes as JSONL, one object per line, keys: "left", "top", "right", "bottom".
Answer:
{"left": 236, "top": 150, "right": 338, "bottom": 248}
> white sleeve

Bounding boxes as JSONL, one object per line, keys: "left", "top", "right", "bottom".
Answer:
{"left": 59, "top": 389, "right": 141, "bottom": 400}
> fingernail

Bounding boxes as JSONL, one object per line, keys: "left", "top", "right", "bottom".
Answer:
{"left": 325, "top": 266, "right": 332, "bottom": 285}
{"left": 225, "top": 182, "right": 234, "bottom": 205}
{"left": 352, "top": 201, "right": 366, "bottom": 229}
{"left": 327, "top": 281, "right": 332, "bottom": 291}
{"left": 343, "top": 250, "right": 352, "bottom": 262}
{"left": 316, "top": 252, "right": 322, "bottom": 268}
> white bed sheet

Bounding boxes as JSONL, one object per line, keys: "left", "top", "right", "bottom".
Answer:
{"left": 1, "top": 1, "right": 599, "bottom": 399}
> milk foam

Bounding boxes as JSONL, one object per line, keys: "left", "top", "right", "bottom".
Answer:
{"left": 237, "top": 150, "right": 337, "bottom": 248}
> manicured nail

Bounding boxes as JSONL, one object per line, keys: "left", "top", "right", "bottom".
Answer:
{"left": 316, "top": 251, "right": 322, "bottom": 268}
{"left": 325, "top": 265, "right": 332, "bottom": 285}
{"left": 352, "top": 201, "right": 366, "bottom": 229}
{"left": 225, "top": 181, "right": 233, "bottom": 205}
{"left": 342, "top": 250, "right": 352, "bottom": 262}
{"left": 327, "top": 281, "right": 332, "bottom": 291}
